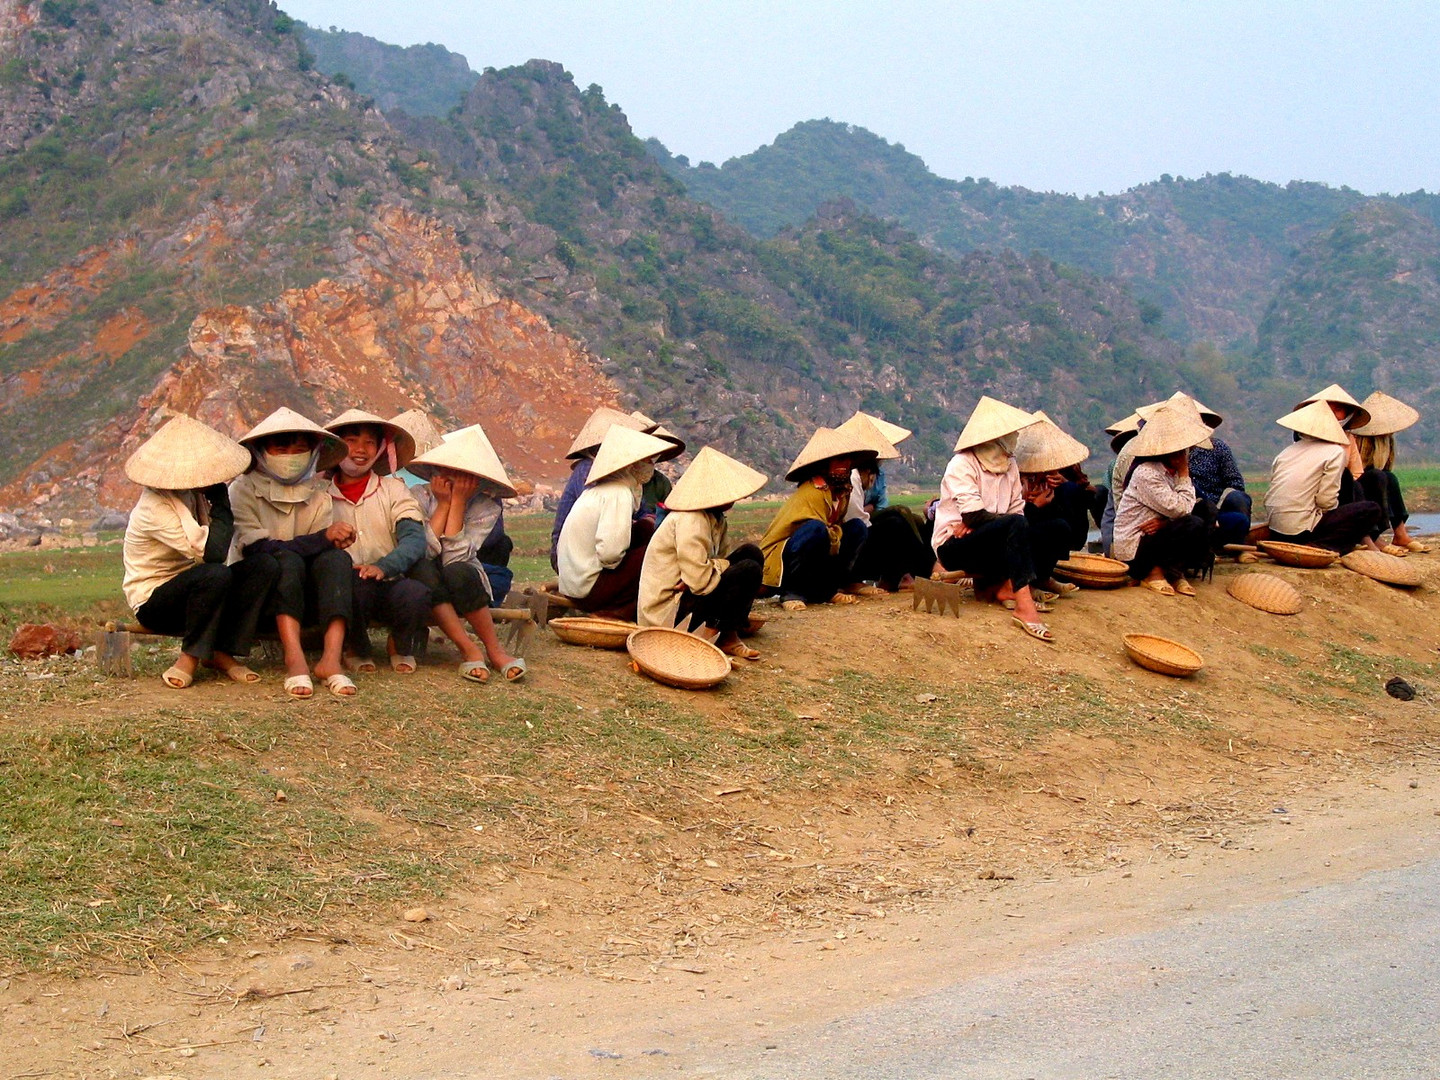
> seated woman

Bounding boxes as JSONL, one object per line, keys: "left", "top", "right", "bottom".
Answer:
{"left": 324, "top": 409, "right": 430, "bottom": 674}
{"left": 1099, "top": 415, "right": 1140, "bottom": 557}
{"left": 229, "top": 408, "right": 356, "bottom": 699}
{"left": 638, "top": 446, "right": 768, "bottom": 659}
{"left": 550, "top": 407, "right": 647, "bottom": 572}
{"left": 1352, "top": 391, "right": 1429, "bottom": 554}
{"left": 557, "top": 425, "right": 674, "bottom": 619}
{"left": 1111, "top": 403, "right": 1214, "bottom": 596}
{"left": 1265, "top": 400, "right": 1382, "bottom": 553}
{"left": 1016, "top": 411, "right": 1094, "bottom": 566}
{"left": 930, "top": 397, "right": 1056, "bottom": 641}
{"left": 758, "top": 427, "right": 872, "bottom": 611}
{"left": 835, "top": 413, "right": 921, "bottom": 594}
{"left": 407, "top": 425, "right": 527, "bottom": 682}
{"left": 121, "top": 415, "right": 273, "bottom": 688}
{"left": 629, "top": 411, "right": 687, "bottom": 519}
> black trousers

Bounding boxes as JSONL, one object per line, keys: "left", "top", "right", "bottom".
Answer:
{"left": 263, "top": 548, "right": 352, "bottom": 627}
{"left": 852, "top": 507, "right": 935, "bottom": 590}
{"left": 1125, "top": 514, "right": 1210, "bottom": 582}
{"left": 676, "top": 544, "right": 763, "bottom": 633}
{"left": 409, "top": 556, "right": 493, "bottom": 616}
{"left": 136, "top": 557, "right": 276, "bottom": 660}
{"left": 348, "top": 575, "right": 433, "bottom": 657}
{"left": 1271, "top": 500, "right": 1382, "bottom": 554}
{"left": 1025, "top": 482, "right": 1091, "bottom": 555}
{"left": 1360, "top": 467, "right": 1408, "bottom": 534}
{"left": 935, "top": 513, "right": 1053, "bottom": 592}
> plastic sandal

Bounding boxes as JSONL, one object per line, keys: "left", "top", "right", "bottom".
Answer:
{"left": 459, "top": 659, "right": 490, "bottom": 684}
{"left": 1054, "top": 582, "right": 1080, "bottom": 597}
{"left": 1406, "top": 540, "right": 1431, "bottom": 553}
{"left": 1012, "top": 617, "right": 1055, "bottom": 643}
{"left": 1002, "top": 598, "right": 1055, "bottom": 613}
{"left": 343, "top": 653, "right": 377, "bottom": 674}
{"left": 829, "top": 593, "right": 860, "bottom": 605}
{"left": 220, "top": 664, "right": 261, "bottom": 684}
{"left": 284, "top": 674, "right": 314, "bottom": 699}
{"left": 321, "top": 672, "right": 357, "bottom": 698}
{"left": 844, "top": 584, "right": 885, "bottom": 597}
{"left": 1142, "top": 578, "right": 1176, "bottom": 596}
{"left": 1034, "top": 589, "right": 1060, "bottom": 603}
{"left": 501, "top": 657, "right": 527, "bottom": 682}
{"left": 389, "top": 653, "right": 418, "bottom": 674}
{"left": 1382, "top": 544, "right": 1409, "bottom": 557}
{"left": 162, "top": 665, "right": 193, "bottom": 689}
{"left": 1174, "top": 579, "right": 1197, "bottom": 597}
{"left": 720, "top": 639, "right": 761, "bottom": 661}
{"left": 781, "top": 599, "right": 807, "bottom": 612}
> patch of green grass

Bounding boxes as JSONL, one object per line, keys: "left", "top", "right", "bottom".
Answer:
{"left": 0, "top": 546, "right": 127, "bottom": 631}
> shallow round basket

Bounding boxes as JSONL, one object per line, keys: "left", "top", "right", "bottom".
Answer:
{"left": 1256, "top": 540, "right": 1339, "bottom": 569}
{"left": 1341, "top": 550, "right": 1423, "bottom": 588}
{"left": 549, "top": 616, "right": 638, "bottom": 649}
{"left": 1055, "top": 554, "right": 1129, "bottom": 577}
{"left": 626, "top": 627, "right": 731, "bottom": 690}
{"left": 1059, "top": 569, "right": 1132, "bottom": 589}
{"left": 1122, "top": 633, "right": 1203, "bottom": 677}
{"left": 1226, "top": 572, "right": 1303, "bottom": 615}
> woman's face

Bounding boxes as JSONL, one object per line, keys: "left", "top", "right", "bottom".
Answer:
{"left": 1328, "top": 402, "right": 1353, "bottom": 425}
{"left": 339, "top": 425, "right": 382, "bottom": 470}
{"left": 825, "top": 456, "right": 852, "bottom": 484}
{"left": 1164, "top": 450, "right": 1189, "bottom": 471}
{"left": 261, "top": 432, "right": 316, "bottom": 456}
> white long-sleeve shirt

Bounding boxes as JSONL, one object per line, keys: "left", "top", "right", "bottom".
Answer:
{"left": 931, "top": 452, "right": 1023, "bottom": 551}
{"left": 557, "top": 477, "right": 640, "bottom": 598}
{"left": 1112, "top": 461, "right": 1197, "bottom": 562}
{"left": 1266, "top": 438, "right": 1346, "bottom": 537}
{"left": 122, "top": 488, "right": 209, "bottom": 612}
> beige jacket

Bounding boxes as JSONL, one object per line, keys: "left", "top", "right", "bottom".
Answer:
{"left": 122, "top": 488, "right": 209, "bottom": 613}
{"left": 557, "top": 477, "right": 640, "bottom": 598}
{"left": 328, "top": 473, "right": 423, "bottom": 566}
{"left": 227, "top": 472, "right": 334, "bottom": 562}
{"left": 1266, "top": 437, "right": 1346, "bottom": 536}
{"left": 638, "top": 509, "right": 730, "bottom": 628}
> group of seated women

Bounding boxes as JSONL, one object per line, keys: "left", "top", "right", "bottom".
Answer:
{"left": 122, "top": 382, "right": 1426, "bottom": 687}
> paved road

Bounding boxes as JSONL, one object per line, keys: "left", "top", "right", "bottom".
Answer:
{"left": 706, "top": 858, "right": 1440, "bottom": 1079}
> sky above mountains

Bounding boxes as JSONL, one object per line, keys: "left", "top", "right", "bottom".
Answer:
{"left": 280, "top": 0, "right": 1440, "bottom": 197}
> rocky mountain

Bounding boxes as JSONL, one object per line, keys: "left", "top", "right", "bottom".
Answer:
{"left": 652, "top": 120, "right": 1440, "bottom": 352}
{"left": 299, "top": 22, "right": 476, "bottom": 116}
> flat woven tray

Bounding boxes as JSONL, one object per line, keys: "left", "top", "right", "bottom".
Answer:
{"left": 1055, "top": 553, "right": 1129, "bottom": 576}
{"left": 1256, "top": 540, "right": 1338, "bottom": 568}
{"left": 549, "top": 616, "right": 638, "bottom": 649}
{"left": 1226, "top": 572, "right": 1303, "bottom": 615}
{"left": 1123, "top": 633, "right": 1203, "bottom": 677}
{"left": 1341, "top": 550, "right": 1423, "bottom": 588}
{"left": 626, "top": 627, "right": 731, "bottom": 689}
{"left": 1057, "top": 569, "right": 1132, "bottom": 589}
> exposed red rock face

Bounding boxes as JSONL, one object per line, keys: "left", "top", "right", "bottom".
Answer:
{"left": 4, "top": 208, "right": 620, "bottom": 519}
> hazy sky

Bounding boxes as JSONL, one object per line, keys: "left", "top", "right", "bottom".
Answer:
{"left": 278, "top": 1, "right": 1440, "bottom": 196}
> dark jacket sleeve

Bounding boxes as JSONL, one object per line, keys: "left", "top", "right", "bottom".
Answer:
{"left": 202, "top": 484, "right": 234, "bottom": 564}
{"left": 1221, "top": 447, "right": 1246, "bottom": 493}
{"left": 243, "top": 530, "right": 333, "bottom": 559}
{"left": 375, "top": 517, "right": 426, "bottom": 577}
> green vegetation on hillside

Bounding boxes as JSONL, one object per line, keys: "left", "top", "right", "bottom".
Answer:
{"left": 299, "top": 22, "right": 477, "bottom": 116}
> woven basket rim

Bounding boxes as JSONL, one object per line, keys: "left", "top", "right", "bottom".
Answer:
{"left": 1056, "top": 554, "right": 1129, "bottom": 573}
{"left": 1257, "top": 540, "right": 1338, "bottom": 567}
{"left": 626, "top": 627, "right": 731, "bottom": 689}
{"left": 550, "top": 616, "right": 638, "bottom": 648}
{"left": 1056, "top": 570, "right": 1131, "bottom": 588}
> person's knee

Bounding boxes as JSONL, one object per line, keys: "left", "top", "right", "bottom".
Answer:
{"left": 788, "top": 518, "right": 829, "bottom": 554}
{"left": 191, "top": 562, "right": 231, "bottom": 594}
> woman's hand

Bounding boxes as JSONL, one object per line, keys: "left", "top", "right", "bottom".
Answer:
{"left": 355, "top": 563, "right": 387, "bottom": 580}
{"left": 325, "top": 522, "right": 356, "bottom": 549}
{"left": 430, "top": 473, "right": 453, "bottom": 500}
{"left": 450, "top": 473, "right": 479, "bottom": 504}
{"left": 1138, "top": 518, "right": 1166, "bottom": 535}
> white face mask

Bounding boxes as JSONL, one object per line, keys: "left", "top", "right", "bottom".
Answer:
{"left": 337, "top": 457, "right": 371, "bottom": 478}
{"left": 262, "top": 449, "right": 316, "bottom": 484}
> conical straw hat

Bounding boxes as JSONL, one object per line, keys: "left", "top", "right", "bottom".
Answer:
{"left": 324, "top": 408, "right": 417, "bottom": 473}
{"left": 665, "top": 446, "right": 768, "bottom": 511}
{"left": 125, "top": 414, "right": 251, "bottom": 490}
{"left": 630, "top": 410, "right": 659, "bottom": 431}
{"left": 567, "top": 406, "right": 645, "bottom": 459}
{"left": 1136, "top": 391, "right": 1222, "bottom": 429}
{"left": 587, "top": 426, "right": 676, "bottom": 484}
{"left": 1105, "top": 412, "right": 1142, "bottom": 437}
{"left": 650, "top": 424, "right": 686, "bottom": 463}
{"left": 1350, "top": 391, "right": 1419, "bottom": 436}
{"left": 239, "top": 407, "right": 348, "bottom": 471}
{"left": 1277, "top": 400, "right": 1349, "bottom": 445}
{"left": 785, "top": 426, "right": 877, "bottom": 482}
{"left": 390, "top": 408, "right": 445, "bottom": 457}
{"left": 1015, "top": 411, "right": 1090, "bottom": 473}
{"left": 409, "top": 424, "right": 516, "bottom": 498}
{"left": 1127, "top": 402, "right": 1215, "bottom": 459}
{"left": 1296, "top": 384, "right": 1371, "bottom": 430}
{"left": 953, "top": 396, "right": 1038, "bottom": 452}
{"left": 835, "top": 413, "right": 900, "bottom": 460}
{"left": 853, "top": 411, "right": 911, "bottom": 445}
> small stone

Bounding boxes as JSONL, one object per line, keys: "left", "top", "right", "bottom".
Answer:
{"left": 1409, "top": 780, "right": 1419, "bottom": 789}
{"left": 289, "top": 954, "right": 315, "bottom": 971}
{"left": 8, "top": 622, "right": 82, "bottom": 659}
{"left": 274, "top": 790, "right": 287, "bottom": 803}
{"left": 441, "top": 974, "right": 466, "bottom": 991}
{"left": 504, "top": 958, "right": 532, "bottom": 973}
{"left": 178, "top": 1047, "right": 197, "bottom": 1058}
{"left": 589, "top": 1049, "right": 622, "bottom": 1060}
{"left": 1386, "top": 676, "right": 1417, "bottom": 701}
{"left": 402, "top": 906, "right": 429, "bottom": 923}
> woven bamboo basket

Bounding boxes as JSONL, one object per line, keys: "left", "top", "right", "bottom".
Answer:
{"left": 1122, "top": 633, "right": 1204, "bottom": 677}
{"left": 626, "top": 627, "right": 731, "bottom": 690}
{"left": 1341, "top": 550, "right": 1423, "bottom": 588}
{"left": 1226, "top": 573, "right": 1303, "bottom": 615}
{"left": 1256, "top": 540, "right": 1338, "bottom": 568}
{"left": 549, "top": 616, "right": 638, "bottom": 649}
{"left": 1055, "top": 554, "right": 1129, "bottom": 576}
{"left": 1057, "top": 569, "right": 1132, "bottom": 590}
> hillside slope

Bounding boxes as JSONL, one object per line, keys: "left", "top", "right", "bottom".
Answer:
{"left": 299, "top": 21, "right": 476, "bottom": 116}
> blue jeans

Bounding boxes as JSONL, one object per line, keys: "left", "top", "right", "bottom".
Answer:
{"left": 781, "top": 518, "right": 867, "bottom": 603}
{"left": 1214, "top": 490, "right": 1253, "bottom": 549}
